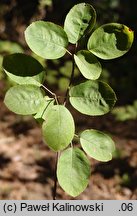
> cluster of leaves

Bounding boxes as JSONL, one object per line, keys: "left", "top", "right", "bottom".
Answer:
{"left": 3, "top": 3, "right": 134, "bottom": 197}
{"left": 112, "top": 100, "right": 137, "bottom": 121}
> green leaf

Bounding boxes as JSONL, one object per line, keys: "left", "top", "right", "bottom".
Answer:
{"left": 34, "top": 97, "right": 54, "bottom": 119}
{"left": 4, "top": 85, "right": 44, "bottom": 115}
{"left": 3, "top": 53, "right": 44, "bottom": 76}
{"left": 5, "top": 71, "right": 45, "bottom": 87}
{"left": 74, "top": 50, "right": 102, "bottom": 80}
{"left": 25, "top": 21, "right": 68, "bottom": 59}
{"left": 0, "top": 40, "right": 24, "bottom": 53}
{"left": 80, "top": 129, "right": 115, "bottom": 162}
{"left": 57, "top": 147, "right": 90, "bottom": 197}
{"left": 64, "top": 3, "right": 96, "bottom": 44}
{"left": 88, "top": 23, "right": 134, "bottom": 59}
{"left": 69, "top": 80, "right": 117, "bottom": 116}
{"left": 42, "top": 105, "right": 75, "bottom": 151}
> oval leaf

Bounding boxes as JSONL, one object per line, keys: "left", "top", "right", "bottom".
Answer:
{"left": 88, "top": 23, "right": 134, "bottom": 59}
{"left": 74, "top": 50, "right": 102, "bottom": 80}
{"left": 3, "top": 53, "right": 44, "bottom": 76}
{"left": 42, "top": 105, "right": 75, "bottom": 151}
{"left": 4, "top": 85, "right": 44, "bottom": 115}
{"left": 25, "top": 21, "right": 68, "bottom": 59}
{"left": 57, "top": 147, "right": 90, "bottom": 197}
{"left": 5, "top": 71, "right": 45, "bottom": 87}
{"left": 64, "top": 3, "right": 96, "bottom": 44}
{"left": 69, "top": 80, "right": 117, "bottom": 116}
{"left": 80, "top": 129, "right": 115, "bottom": 162}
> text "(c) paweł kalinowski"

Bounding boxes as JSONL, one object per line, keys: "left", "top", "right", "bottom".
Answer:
{"left": 20, "top": 202, "right": 104, "bottom": 212}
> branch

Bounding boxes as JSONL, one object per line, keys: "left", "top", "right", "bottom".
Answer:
{"left": 41, "top": 84, "right": 59, "bottom": 104}
{"left": 63, "top": 55, "right": 75, "bottom": 106}
{"left": 52, "top": 152, "right": 59, "bottom": 200}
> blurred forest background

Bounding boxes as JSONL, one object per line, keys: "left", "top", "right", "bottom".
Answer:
{"left": 0, "top": 0, "right": 137, "bottom": 200}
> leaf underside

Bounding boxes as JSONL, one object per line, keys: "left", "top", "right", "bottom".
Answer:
{"left": 57, "top": 147, "right": 90, "bottom": 197}
{"left": 42, "top": 105, "right": 75, "bottom": 151}
{"left": 69, "top": 80, "right": 117, "bottom": 116}
{"left": 64, "top": 3, "right": 96, "bottom": 44}
{"left": 25, "top": 21, "right": 68, "bottom": 59}
{"left": 88, "top": 23, "right": 134, "bottom": 59}
{"left": 4, "top": 85, "right": 44, "bottom": 115}
{"left": 74, "top": 50, "right": 102, "bottom": 80}
{"left": 80, "top": 129, "right": 115, "bottom": 162}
